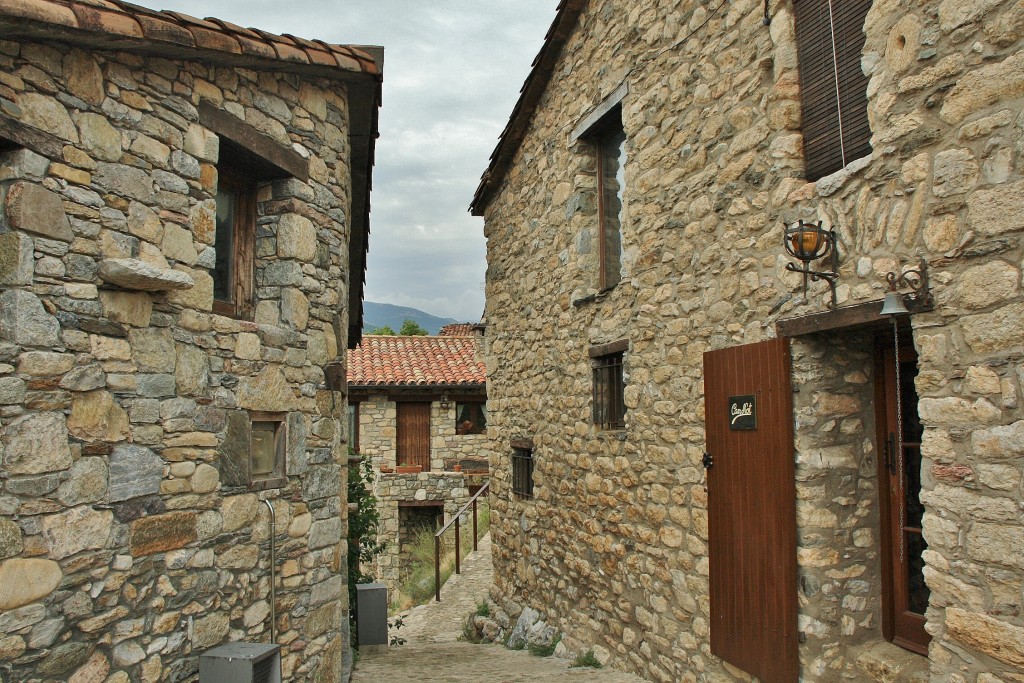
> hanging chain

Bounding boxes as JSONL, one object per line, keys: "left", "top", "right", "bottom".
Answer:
{"left": 892, "top": 317, "right": 906, "bottom": 564}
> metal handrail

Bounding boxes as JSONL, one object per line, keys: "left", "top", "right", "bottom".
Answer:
{"left": 434, "top": 480, "right": 489, "bottom": 601}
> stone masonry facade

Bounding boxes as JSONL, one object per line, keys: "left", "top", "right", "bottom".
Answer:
{"left": 477, "top": 1, "right": 1024, "bottom": 682}
{"left": 0, "top": 7, "right": 380, "bottom": 683}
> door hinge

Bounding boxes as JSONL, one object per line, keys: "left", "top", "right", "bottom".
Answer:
{"left": 885, "top": 432, "right": 897, "bottom": 475}
{"left": 703, "top": 452, "right": 714, "bottom": 469}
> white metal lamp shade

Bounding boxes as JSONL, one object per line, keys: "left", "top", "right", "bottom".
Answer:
{"left": 880, "top": 290, "right": 910, "bottom": 316}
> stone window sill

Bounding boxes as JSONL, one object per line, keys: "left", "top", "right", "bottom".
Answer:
{"left": 852, "top": 640, "right": 928, "bottom": 683}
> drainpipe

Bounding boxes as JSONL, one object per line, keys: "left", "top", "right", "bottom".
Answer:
{"left": 264, "top": 499, "right": 277, "bottom": 644}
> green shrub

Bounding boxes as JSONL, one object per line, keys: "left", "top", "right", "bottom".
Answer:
{"left": 475, "top": 600, "right": 490, "bottom": 618}
{"left": 571, "top": 650, "right": 602, "bottom": 668}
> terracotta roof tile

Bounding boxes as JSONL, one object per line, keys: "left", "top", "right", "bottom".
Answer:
{"left": 135, "top": 14, "right": 195, "bottom": 46}
{"left": 0, "top": 0, "right": 382, "bottom": 78}
{"left": 348, "top": 335, "right": 486, "bottom": 387}
{"left": 71, "top": 5, "right": 143, "bottom": 37}
{"left": 0, "top": 0, "right": 78, "bottom": 25}
{"left": 439, "top": 323, "right": 478, "bottom": 337}
{"left": 188, "top": 25, "right": 241, "bottom": 54}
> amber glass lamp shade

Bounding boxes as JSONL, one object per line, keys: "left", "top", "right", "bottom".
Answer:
{"left": 784, "top": 220, "right": 831, "bottom": 263}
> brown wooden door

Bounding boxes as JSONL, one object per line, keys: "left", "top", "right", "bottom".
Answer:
{"left": 396, "top": 402, "right": 430, "bottom": 470}
{"left": 875, "top": 342, "right": 931, "bottom": 654}
{"left": 704, "top": 337, "right": 798, "bottom": 683}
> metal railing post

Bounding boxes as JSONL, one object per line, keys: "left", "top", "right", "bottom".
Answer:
{"left": 472, "top": 498, "right": 479, "bottom": 552}
{"left": 434, "top": 534, "right": 441, "bottom": 602}
{"left": 454, "top": 515, "right": 461, "bottom": 574}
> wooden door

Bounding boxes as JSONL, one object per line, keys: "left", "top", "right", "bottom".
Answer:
{"left": 396, "top": 402, "right": 430, "bottom": 470}
{"left": 703, "top": 337, "right": 798, "bottom": 683}
{"left": 875, "top": 342, "right": 930, "bottom": 654}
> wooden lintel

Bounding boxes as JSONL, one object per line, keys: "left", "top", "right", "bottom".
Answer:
{"left": 397, "top": 500, "right": 444, "bottom": 508}
{"left": 589, "top": 338, "right": 630, "bottom": 358}
{"left": 0, "top": 112, "right": 66, "bottom": 158}
{"left": 776, "top": 295, "right": 933, "bottom": 338}
{"left": 198, "top": 101, "right": 309, "bottom": 182}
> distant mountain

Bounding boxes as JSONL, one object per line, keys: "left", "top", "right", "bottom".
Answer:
{"left": 362, "top": 301, "right": 461, "bottom": 335}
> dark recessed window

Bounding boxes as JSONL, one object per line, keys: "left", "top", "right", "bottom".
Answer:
{"left": 511, "top": 447, "right": 534, "bottom": 500}
{"left": 596, "top": 117, "right": 626, "bottom": 290}
{"left": 795, "top": 0, "right": 873, "bottom": 180}
{"left": 456, "top": 402, "right": 487, "bottom": 435}
{"left": 593, "top": 352, "right": 626, "bottom": 430}
{"left": 213, "top": 164, "right": 256, "bottom": 319}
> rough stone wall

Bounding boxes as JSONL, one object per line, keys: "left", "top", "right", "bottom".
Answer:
{"left": 791, "top": 332, "right": 883, "bottom": 677}
{"left": 0, "top": 40, "right": 353, "bottom": 682}
{"left": 482, "top": 1, "right": 1024, "bottom": 682}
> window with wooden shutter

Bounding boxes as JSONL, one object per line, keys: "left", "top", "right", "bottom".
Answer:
{"left": 795, "top": 0, "right": 872, "bottom": 180}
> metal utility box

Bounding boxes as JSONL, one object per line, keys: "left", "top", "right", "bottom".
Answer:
{"left": 199, "top": 642, "right": 281, "bottom": 683}
{"left": 356, "top": 582, "right": 388, "bottom": 648}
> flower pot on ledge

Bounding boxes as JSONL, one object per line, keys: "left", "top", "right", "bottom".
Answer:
{"left": 395, "top": 465, "right": 422, "bottom": 474}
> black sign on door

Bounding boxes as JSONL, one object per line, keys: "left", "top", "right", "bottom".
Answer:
{"left": 729, "top": 395, "right": 756, "bottom": 430}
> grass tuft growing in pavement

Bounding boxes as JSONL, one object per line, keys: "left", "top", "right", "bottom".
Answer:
{"left": 571, "top": 650, "right": 603, "bottom": 668}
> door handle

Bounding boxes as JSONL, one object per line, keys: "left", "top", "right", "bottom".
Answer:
{"left": 703, "top": 452, "right": 714, "bottom": 469}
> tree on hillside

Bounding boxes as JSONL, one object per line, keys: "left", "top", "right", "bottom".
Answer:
{"left": 399, "top": 319, "right": 429, "bottom": 336}
{"left": 368, "top": 325, "right": 396, "bottom": 335}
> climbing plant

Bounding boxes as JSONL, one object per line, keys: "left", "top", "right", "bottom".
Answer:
{"left": 347, "top": 450, "right": 387, "bottom": 647}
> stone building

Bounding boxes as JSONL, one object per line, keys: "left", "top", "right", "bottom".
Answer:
{"left": 0, "top": 1, "right": 380, "bottom": 681}
{"left": 471, "top": 1, "right": 1024, "bottom": 682}
{"left": 348, "top": 327, "right": 489, "bottom": 595}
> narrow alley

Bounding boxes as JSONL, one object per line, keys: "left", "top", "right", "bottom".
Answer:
{"left": 350, "top": 534, "right": 646, "bottom": 683}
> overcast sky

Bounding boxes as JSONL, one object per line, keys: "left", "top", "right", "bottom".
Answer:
{"left": 143, "top": 0, "right": 559, "bottom": 322}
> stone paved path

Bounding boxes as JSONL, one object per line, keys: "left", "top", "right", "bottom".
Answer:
{"left": 351, "top": 534, "right": 647, "bottom": 683}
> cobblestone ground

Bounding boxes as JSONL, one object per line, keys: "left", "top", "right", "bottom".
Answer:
{"left": 351, "top": 534, "right": 647, "bottom": 683}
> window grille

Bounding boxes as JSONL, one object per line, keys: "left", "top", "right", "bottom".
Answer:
{"left": 511, "top": 447, "right": 534, "bottom": 500}
{"left": 592, "top": 352, "right": 626, "bottom": 430}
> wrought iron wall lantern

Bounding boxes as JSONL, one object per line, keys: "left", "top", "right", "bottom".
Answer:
{"left": 440, "top": 393, "right": 451, "bottom": 409}
{"left": 880, "top": 258, "right": 934, "bottom": 316}
{"left": 783, "top": 220, "right": 840, "bottom": 308}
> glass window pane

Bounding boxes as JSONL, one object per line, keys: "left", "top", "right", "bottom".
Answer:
{"left": 251, "top": 422, "right": 278, "bottom": 477}
{"left": 600, "top": 126, "right": 626, "bottom": 288}
{"left": 214, "top": 189, "right": 235, "bottom": 302}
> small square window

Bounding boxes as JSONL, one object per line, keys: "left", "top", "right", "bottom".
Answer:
{"left": 249, "top": 412, "right": 286, "bottom": 490}
{"left": 456, "top": 402, "right": 487, "bottom": 435}
{"left": 592, "top": 352, "right": 626, "bottom": 430}
{"left": 511, "top": 447, "right": 534, "bottom": 500}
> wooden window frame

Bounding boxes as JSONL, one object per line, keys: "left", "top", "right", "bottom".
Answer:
{"left": 794, "top": 0, "right": 872, "bottom": 180}
{"left": 511, "top": 446, "right": 534, "bottom": 500}
{"left": 570, "top": 84, "right": 629, "bottom": 292}
{"left": 249, "top": 411, "right": 287, "bottom": 491}
{"left": 591, "top": 342, "right": 627, "bottom": 431}
{"left": 348, "top": 401, "right": 360, "bottom": 453}
{"left": 212, "top": 168, "right": 257, "bottom": 319}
